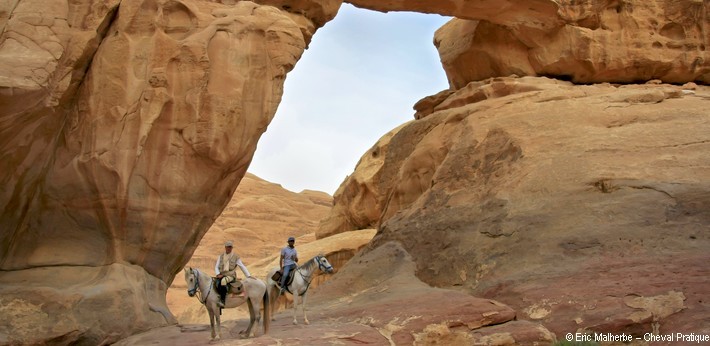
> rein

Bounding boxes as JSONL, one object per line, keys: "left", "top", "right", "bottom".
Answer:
{"left": 296, "top": 267, "right": 314, "bottom": 296}
{"left": 188, "top": 268, "right": 214, "bottom": 304}
{"left": 294, "top": 255, "right": 332, "bottom": 296}
{"left": 317, "top": 255, "right": 333, "bottom": 272}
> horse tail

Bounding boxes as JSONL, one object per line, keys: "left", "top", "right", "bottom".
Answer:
{"left": 267, "top": 278, "right": 277, "bottom": 313}
{"left": 262, "top": 288, "right": 270, "bottom": 334}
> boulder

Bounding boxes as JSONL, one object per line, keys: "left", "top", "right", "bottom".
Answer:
{"left": 0, "top": 0, "right": 338, "bottom": 343}
{"left": 328, "top": 77, "right": 710, "bottom": 336}
{"left": 347, "top": 0, "right": 710, "bottom": 85}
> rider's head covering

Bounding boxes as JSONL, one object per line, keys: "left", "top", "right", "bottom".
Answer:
{"left": 224, "top": 241, "right": 233, "bottom": 247}
{"left": 287, "top": 236, "right": 295, "bottom": 242}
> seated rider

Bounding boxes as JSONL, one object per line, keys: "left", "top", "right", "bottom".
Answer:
{"left": 279, "top": 236, "right": 298, "bottom": 295}
{"left": 215, "top": 240, "right": 251, "bottom": 308}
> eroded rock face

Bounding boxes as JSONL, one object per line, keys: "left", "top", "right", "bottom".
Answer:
{"left": 312, "top": 241, "right": 555, "bottom": 345}
{"left": 316, "top": 124, "right": 406, "bottom": 239}
{"left": 0, "top": 264, "right": 173, "bottom": 345}
{"left": 349, "top": 0, "right": 710, "bottom": 85}
{"left": 255, "top": 0, "right": 341, "bottom": 28}
{"left": 346, "top": 0, "right": 563, "bottom": 32}
{"left": 0, "top": 0, "right": 339, "bottom": 343}
{"left": 328, "top": 77, "right": 710, "bottom": 336}
{"left": 3, "top": 0, "right": 708, "bottom": 343}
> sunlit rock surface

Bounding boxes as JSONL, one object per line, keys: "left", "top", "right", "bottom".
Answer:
{"left": 348, "top": 0, "right": 710, "bottom": 85}
{"left": 3, "top": 0, "right": 709, "bottom": 344}
{"left": 316, "top": 123, "right": 406, "bottom": 239}
{"left": 325, "top": 77, "right": 710, "bottom": 336}
{"left": 0, "top": 0, "right": 339, "bottom": 343}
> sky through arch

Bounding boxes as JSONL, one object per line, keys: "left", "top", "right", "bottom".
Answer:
{"left": 248, "top": 4, "right": 451, "bottom": 195}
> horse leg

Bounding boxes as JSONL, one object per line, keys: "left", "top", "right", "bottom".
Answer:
{"left": 252, "top": 296, "right": 262, "bottom": 327}
{"left": 302, "top": 293, "right": 309, "bottom": 325}
{"left": 214, "top": 305, "right": 222, "bottom": 340}
{"left": 292, "top": 291, "right": 299, "bottom": 325}
{"left": 209, "top": 310, "right": 216, "bottom": 340}
{"left": 242, "top": 298, "right": 255, "bottom": 338}
{"left": 250, "top": 297, "right": 262, "bottom": 337}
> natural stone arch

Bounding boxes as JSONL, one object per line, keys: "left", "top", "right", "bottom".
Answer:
{"left": 0, "top": 0, "right": 708, "bottom": 343}
{"left": 348, "top": 0, "right": 710, "bottom": 85}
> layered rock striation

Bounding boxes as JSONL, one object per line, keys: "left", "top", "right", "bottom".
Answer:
{"left": 319, "top": 2, "right": 709, "bottom": 335}
{"left": 320, "top": 76, "right": 710, "bottom": 336}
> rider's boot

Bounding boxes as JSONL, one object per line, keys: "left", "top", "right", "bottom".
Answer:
{"left": 217, "top": 287, "right": 226, "bottom": 308}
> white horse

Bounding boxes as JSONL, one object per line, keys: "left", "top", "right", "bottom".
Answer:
{"left": 266, "top": 254, "right": 334, "bottom": 325}
{"left": 184, "top": 267, "right": 270, "bottom": 340}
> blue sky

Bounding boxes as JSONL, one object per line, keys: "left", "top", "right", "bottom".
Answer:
{"left": 248, "top": 4, "right": 451, "bottom": 194}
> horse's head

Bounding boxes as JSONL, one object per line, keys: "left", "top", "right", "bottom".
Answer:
{"left": 316, "top": 255, "right": 334, "bottom": 274}
{"left": 184, "top": 267, "right": 199, "bottom": 297}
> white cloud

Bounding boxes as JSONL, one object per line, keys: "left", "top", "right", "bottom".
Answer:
{"left": 248, "top": 5, "right": 451, "bottom": 194}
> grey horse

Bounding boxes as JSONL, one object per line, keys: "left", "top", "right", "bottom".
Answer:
{"left": 266, "top": 254, "right": 334, "bottom": 325}
{"left": 184, "top": 267, "right": 269, "bottom": 340}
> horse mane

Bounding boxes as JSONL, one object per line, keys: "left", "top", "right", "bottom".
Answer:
{"left": 188, "top": 267, "right": 205, "bottom": 279}
{"left": 299, "top": 255, "right": 320, "bottom": 272}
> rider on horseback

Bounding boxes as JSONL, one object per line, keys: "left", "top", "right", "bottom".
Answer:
{"left": 279, "top": 236, "right": 299, "bottom": 295}
{"left": 215, "top": 241, "right": 251, "bottom": 308}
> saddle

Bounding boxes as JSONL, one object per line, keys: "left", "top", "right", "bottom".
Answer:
{"left": 214, "top": 278, "right": 244, "bottom": 315}
{"left": 227, "top": 279, "right": 244, "bottom": 295}
{"left": 215, "top": 278, "right": 244, "bottom": 296}
{"left": 271, "top": 269, "right": 294, "bottom": 288}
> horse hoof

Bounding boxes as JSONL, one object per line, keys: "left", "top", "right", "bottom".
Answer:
{"left": 293, "top": 320, "right": 298, "bottom": 325}
{"left": 304, "top": 320, "right": 310, "bottom": 325}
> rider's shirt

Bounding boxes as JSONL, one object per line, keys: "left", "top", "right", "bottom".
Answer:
{"left": 214, "top": 252, "right": 251, "bottom": 278}
{"left": 281, "top": 246, "right": 298, "bottom": 266}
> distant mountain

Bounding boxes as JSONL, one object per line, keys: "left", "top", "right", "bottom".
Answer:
{"left": 183, "top": 172, "right": 332, "bottom": 274}
{"left": 167, "top": 173, "right": 333, "bottom": 322}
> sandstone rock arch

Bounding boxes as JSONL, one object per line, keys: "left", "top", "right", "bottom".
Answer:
{"left": 1, "top": 0, "right": 708, "bottom": 343}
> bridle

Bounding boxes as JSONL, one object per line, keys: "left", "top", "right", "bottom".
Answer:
{"left": 316, "top": 255, "right": 334, "bottom": 272}
{"left": 295, "top": 255, "right": 333, "bottom": 296}
{"left": 187, "top": 268, "right": 213, "bottom": 304}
